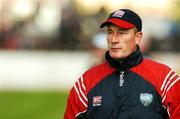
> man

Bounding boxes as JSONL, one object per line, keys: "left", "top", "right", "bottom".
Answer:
{"left": 64, "top": 9, "right": 180, "bottom": 119}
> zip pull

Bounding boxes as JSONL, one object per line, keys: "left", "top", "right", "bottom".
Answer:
{"left": 119, "top": 71, "right": 124, "bottom": 87}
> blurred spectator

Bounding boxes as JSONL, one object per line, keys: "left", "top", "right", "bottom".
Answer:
{"left": 89, "top": 32, "right": 107, "bottom": 66}
{"left": 170, "top": 22, "right": 180, "bottom": 51}
{"left": 56, "top": 4, "right": 82, "bottom": 50}
{"left": 0, "top": 0, "right": 180, "bottom": 51}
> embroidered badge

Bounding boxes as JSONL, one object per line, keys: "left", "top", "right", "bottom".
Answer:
{"left": 93, "top": 96, "right": 102, "bottom": 106}
{"left": 140, "top": 93, "right": 153, "bottom": 107}
{"left": 112, "top": 10, "right": 125, "bottom": 18}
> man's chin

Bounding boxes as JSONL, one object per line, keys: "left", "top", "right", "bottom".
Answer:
{"left": 109, "top": 52, "right": 123, "bottom": 59}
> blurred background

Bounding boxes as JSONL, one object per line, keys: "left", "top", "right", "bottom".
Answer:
{"left": 0, "top": 0, "right": 180, "bottom": 119}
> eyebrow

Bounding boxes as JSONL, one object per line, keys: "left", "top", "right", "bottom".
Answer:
{"left": 107, "top": 29, "right": 112, "bottom": 31}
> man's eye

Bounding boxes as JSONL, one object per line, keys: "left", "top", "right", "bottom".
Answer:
{"left": 107, "top": 31, "right": 112, "bottom": 34}
{"left": 118, "top": 31, "right": 126, "bottom": 34}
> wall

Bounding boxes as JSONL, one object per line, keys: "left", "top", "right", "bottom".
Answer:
{"left": 0, "top": 51, "right": 179, "bottom": 90}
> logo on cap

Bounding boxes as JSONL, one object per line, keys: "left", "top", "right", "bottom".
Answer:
{"left": 112, "top": 10, "right": 125, "bottom": 18}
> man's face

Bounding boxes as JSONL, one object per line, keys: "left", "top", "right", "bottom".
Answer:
{"left": 106, "top": 24, "right": 142, "bottom": 60}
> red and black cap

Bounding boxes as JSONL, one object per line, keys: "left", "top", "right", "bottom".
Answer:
{"left": 100, "top": 9, "right": 142, "bottom": 31}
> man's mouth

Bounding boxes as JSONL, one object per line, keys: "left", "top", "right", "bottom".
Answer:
{"left": 111, "top": 48, "right": 121, "bottom": 50}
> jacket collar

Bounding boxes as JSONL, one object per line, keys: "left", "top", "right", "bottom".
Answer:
{"left": 105, "top": 46, "right": 143, "bottom": 71}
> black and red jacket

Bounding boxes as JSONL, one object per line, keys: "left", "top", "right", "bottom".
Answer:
{"left": 64, "top": 48, "right": 180, "bottom": 119}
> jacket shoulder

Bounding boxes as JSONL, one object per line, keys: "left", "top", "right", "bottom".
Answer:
{"left": 143, "top": 58, "right": 171, "bottom": 71}
{"left": 83, "top": 62, "right": 115, "bottom": 93}
{"left": 131, "top": 58, "right": 172, "bottom": 95}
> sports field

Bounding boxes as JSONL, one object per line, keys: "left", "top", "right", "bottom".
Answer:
{"left": 0, "top": 91, "right": 69, "bottom": 119}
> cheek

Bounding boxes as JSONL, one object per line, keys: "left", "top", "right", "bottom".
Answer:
{"left": 123, "top": 39, "right": 133, "bottom": 47}
{"left": 124, "top": 38, "right": 136, "bottom": 50}
{"left": 129, "top": 40, "right": 136, "bottom": 48}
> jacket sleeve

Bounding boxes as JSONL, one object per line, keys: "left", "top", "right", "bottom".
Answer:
{"left": 64, "top": 76, "right": 88, "bottom": 119}
{"left": 161, "top": 69, "right": 180, "bottom": 119}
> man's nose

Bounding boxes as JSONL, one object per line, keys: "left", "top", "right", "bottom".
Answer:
{"left": 111, "top": 33, "right": 119, "bottom": 43}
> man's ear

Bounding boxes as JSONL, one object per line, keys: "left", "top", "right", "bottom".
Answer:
{"left": 135, "top": 31, "right": 143, "bottom": 45}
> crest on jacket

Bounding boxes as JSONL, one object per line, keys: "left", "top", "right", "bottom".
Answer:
{"left": 140, "top": 93, "right": 153, "bottom": 107}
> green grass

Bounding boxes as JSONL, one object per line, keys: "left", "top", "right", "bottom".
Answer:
{"left": 0, "top": 91, "right": 69, "bottom": 119}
